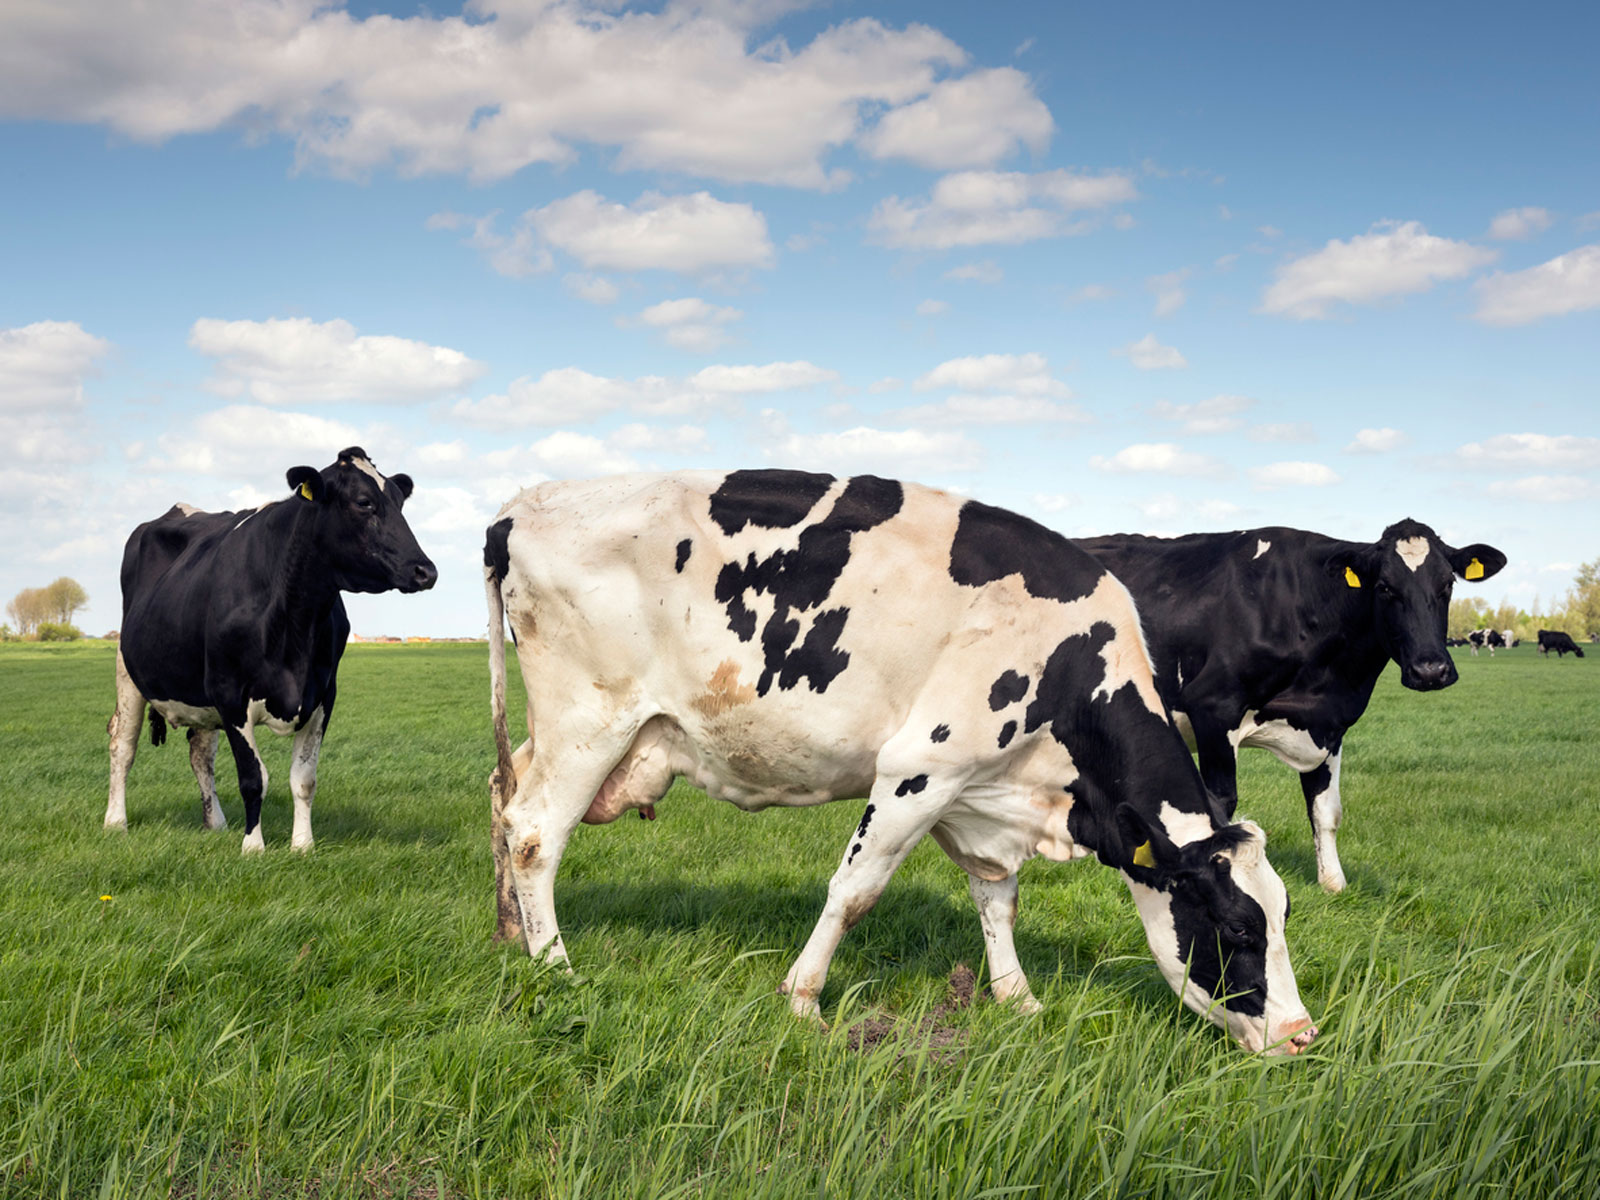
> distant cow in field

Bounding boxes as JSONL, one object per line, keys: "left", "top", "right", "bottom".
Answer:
{"left": 1468, "top": 630, "right": 1490, "bottom": 656}
{"left": 106, "top": 448, "right": 437, "bottom": 851}
{"left": 1502, "top": 629, "right": 1517, "bottom": 649}
{"left": 485, "top": 470, "right": 1318, "bottom": 1054}
{"left": 1537, "top": 630, "right": 1585, "bottom": 658}
{"left": 1077, "top": 520, "right": 1505, "bottom": 893}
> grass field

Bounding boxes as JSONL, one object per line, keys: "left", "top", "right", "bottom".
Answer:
{"left": 2, "top": 639, "right": 1598, "bottom": 1198}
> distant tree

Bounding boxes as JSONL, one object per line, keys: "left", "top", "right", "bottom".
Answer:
{"left": 43, "top": 577, "right": 89, "bottom": 624}
{"left": 1561, "top": 557, "right": 1600, "bottom": 638}
{"left": 5, "top": 587, "right": 49, "bottom": 636}
{"left": 1447, "top": 596, "right": 1488, "bottom": 639}
{"left": 35, "top": 621, "right": 83, "bottom": 642}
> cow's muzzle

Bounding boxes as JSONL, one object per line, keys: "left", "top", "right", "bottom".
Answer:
{"left": 406, "top": 559, "right": 439, "bottom": 592}
{"left": 1402, "top": 659, "right": 1455, "bottom": 691}
{"left": 1268, "top": 1016, "right": 1319, "bottom": 1056}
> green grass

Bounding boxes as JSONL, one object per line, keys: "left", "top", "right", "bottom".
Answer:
{"left": 2, "top": 639, "right": 1597, "bottom": 1198}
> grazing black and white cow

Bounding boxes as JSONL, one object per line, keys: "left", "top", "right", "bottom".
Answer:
{"left": 484, "top": 471, "right": 1318, "bottom": 1054}
{"left": 1537, "top": 629, "right": 1585, "bottom": 658}
{"left": 1077, "top": 520, "right": 1505, "bottom": 894}
{"left": 1467, "top": 629, "right": 1501, "bottom": 657}
{"left": 106, "top": 447, "right": 437, "bottom": 852}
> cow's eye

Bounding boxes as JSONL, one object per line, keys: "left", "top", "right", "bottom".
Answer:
{"left": 356, "top": 497, "right": 376, "bottom": 513}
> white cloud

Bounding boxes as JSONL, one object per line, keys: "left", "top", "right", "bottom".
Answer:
{"left": 1456, "top": 433, "right": 1600, "bottom": 470}
{"left": 0, "top": 320, "right": 112, "bottom": 413}
{"left": 1249, "top": 422, "right": 1316, "bottom": 444}
{"left": 146, "top": 405, "right": 369, "bottom": 477}
{"left": 518, "top": 431, "right": 639, "bottom": 479}
{"left": 1260, "top": 221, "right": 1497, "bottom": 319}
{"left": 916, "top": 299, "right": 950, "bottom": 316}
{"left": 1090, "top": 443, "right": 1226, "bottom": 478}
{"left": 0, "top": 2, "right": 1002, "bottom": 190}
{"left": 1113, "top": 333, "right": 1187, "bottom": 370}
{"left": 915, "top": 352, "right": 1070, "bottom": 396}
{"left": 944, "top": 260, "right": 1004, "bottom": 284}
{"left": 1148, "top": 268, "right": 1189, "bottom": 317}
{"left": 1487, "top": 207, "right": 1552, "bottom": 240}
{"left": 451, "top": 366, "right": 733, "bottom": 429}
{"left": 427, "top": 209, "right": 552, "bottom": 278}
{"left": 1249, "top": 461, "right": 1340, "bottom": 488}
{"left": 889, "top": 395, "right": 1090, "bottom": 426}
{"left": 564, "top": 273, "right": 621, "bottom": 305}
{"left": 869, "top": 168, "right": 1137, "bottom": 249}
{"left": 1486, "top": 475, "right": 1600, "bottom": 503}
{"left": 187, "top": 317, "right": 485, "bottom": 405}
{"left": 608, "top": 423, "right": 709, "bottom": 455}
{"left": 635, "top": 296, "right": 744, "bottom": 351}
{"left": 1152, "top": 394, "right": 1253, "bottom": 434}
{"left": 1031, "top": 492, "right": 1078, "bottom": 513}
{"left": 533, "top": 191, "right": 773, "bottom": 273}
{"left": 1473, "top": 245, "right": 1600, "bottom": 326}
{"left": 687, "top": 361, "right": 839, "bottom": 394}
{"left": 1135, "top": 493, "right": 1246, "bottom": 522}
{"left": 1067, "top": 283, "right": 1114, "bottom": 303}
{"left": 769, "top": 426, "right": 983, "bottom": 474}
{"left": 858, "top": 67, "right": 1053, "bottom": 169}
{"left": 1346, "top": 427, "right": 1409, "bottom": 453}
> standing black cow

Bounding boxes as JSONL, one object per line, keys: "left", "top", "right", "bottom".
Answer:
{"left": 1537, "top": 630, "right": 1585, "bottom": 658}
{"left": 1078, "top": 520, "right": 1505, "bottom": 892}
{"left": 106, "top": 448, "right": 437, "bottom": 852}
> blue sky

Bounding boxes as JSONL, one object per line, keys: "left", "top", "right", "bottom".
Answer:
{"left": 3, "top": 0, "right": 1596, "bottom": 636}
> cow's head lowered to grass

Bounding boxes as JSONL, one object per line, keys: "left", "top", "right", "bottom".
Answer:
{"left": 285, "top": 446, "right": 438, "bottom": 595}
{"left": 1116, "top": 806, "right": 1315, "bottom": 1055}
{"left": 1327, "top": 519, "right": 1505, "bottom": 692}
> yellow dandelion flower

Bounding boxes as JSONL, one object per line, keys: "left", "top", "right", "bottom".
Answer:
{"left": 99, "top": 894, "right": 112, "bottom": 902}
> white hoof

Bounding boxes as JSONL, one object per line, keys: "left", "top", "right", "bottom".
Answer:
{"left": 290, "top": 837, "right": 313, "bottom": 854}
{"left": 241, "top": 829, "right": 265, "bottom": 855}
{"left": 1319, "top": 870, "right": 1347, "bottom": 893}
{"left": 103, "top": 818, "right": 128, "bottom": 832}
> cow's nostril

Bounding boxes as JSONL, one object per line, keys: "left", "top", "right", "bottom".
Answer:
{"left": 413, "top": 561, "right": 438, "bottom": 589}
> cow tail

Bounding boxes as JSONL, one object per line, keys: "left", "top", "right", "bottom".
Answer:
{"left": 147, "top": 708, "right": 167, "bottom": 748}
{"left": 485, "top": 554, "right": 515, "bottom": 814}
{"left": 484, "top": 517, "right": 525, "bottom": 943}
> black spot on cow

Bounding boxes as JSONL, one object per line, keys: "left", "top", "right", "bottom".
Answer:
{"left": 997, "top": 720, "right": 1017, "bottom": 749}
{"left": 988, "top": 669, "right": 1029, "bottom": 711}
{"left": 855, "top": 803, "right": 875, "bottom": 838}
{"left": 675, "top": 538, "right": 692, "bottom": 573}
{"left": 848, "top": 841, "right": 863, "bottom": 865}
{"left": 895, "top": 774, "right": 928, "bottom": 797}
{"left": 708, "top": 469, "right": 836, "bottom": 536}
{"left": 1168, "top": 860, "right": 1269, "bottom": 1019}
{"left": 949, "top": 500, "right": 1102, "bottom": 603}
{"left": 484, "top": 517, "right": 514, "bottom": 588}
{"left": 930, "top": 724, "right": 950, "bottom": 743}
{"left": 147, "top": 708, "right": 167, "bottom": 748}
{"left": 712, "top": 475, "right": 904, "bottom": 694}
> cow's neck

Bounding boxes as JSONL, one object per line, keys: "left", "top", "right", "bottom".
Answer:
{"left": 251, "top": 502, "right": 342, "bottom": 636}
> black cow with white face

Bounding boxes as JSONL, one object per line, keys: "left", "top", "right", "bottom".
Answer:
{"left": 1078, "top": 520, "right": 1505, "bottom": 893}
{"left": 106, "top": 447, "right": 437, "bottom": 852}
{"left": 485, "top": 471, "right": 1317, "bottom": 1053}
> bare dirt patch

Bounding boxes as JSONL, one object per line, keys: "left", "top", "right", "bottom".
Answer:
{"left": 845, "top": 963, "right": 978, "bottom": 1057}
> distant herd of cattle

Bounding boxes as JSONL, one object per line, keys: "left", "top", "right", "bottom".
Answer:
{"left": 104, "top": 452, "right": 1588, "bottom": 1054}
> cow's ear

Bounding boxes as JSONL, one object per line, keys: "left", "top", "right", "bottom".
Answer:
{"left": 1324, "top": 545, "right": 1378, "bottom": 591}
{"left": 1115, "top": 803, "right": 1179, "bottom": 877}
{"left": 388, "top": 473, "right": 414, "bottom": 504}
{"left": 1448, "top": 543, "right": 1506, "bottom": 583}
{"left": 286, "top": 466, "right": 323, "bottom": 503}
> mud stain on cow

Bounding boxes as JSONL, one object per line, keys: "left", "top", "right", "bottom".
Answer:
{"left": 692, "top": 658, "right": 759, "bottom": 717}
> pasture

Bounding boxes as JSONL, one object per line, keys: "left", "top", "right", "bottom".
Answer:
{"left": 2, "top": 639, "right": 1597, "bottom": 1198}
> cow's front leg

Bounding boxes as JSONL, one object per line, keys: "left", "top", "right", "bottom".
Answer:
{"left": 223, "top": 721, "right": 269, "bottom": 854}
{"left": 289, "top": 706, "right": 328, "bottom": 852}
{"left": 1300, "top": 744, "right": 1346, "bottom": 892}
{"left": 968, "top": 872, "right": 1041, "bottom": 1013}
{"left": 780, "top": 774, "right": 953, "bottom": 1020}
{"left": 105, "top": 648, "right": 146, "bottom": 831}
{"left": 187, "top": 729, "right": 227, "bottom": 831}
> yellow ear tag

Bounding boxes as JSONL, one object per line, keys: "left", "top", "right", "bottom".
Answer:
{"left": 1345, "top": 566, "right": 1361, "bottom": 588}
{"left": 1465, "top": 557, "right": 1484, "bottom": 581}
{"left": 1133, "top": 840, "right": 1156, "bottom": 869}
{"left": 298, "top": 481, "right": 313, "bottom": 501}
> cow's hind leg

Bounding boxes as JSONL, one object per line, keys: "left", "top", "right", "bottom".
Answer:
{"left": 1300, "top": 747, "right": 1345, "bottom": 893}
{"left": 779, "top": 766, "right": 958, "bottom": 1020}
{"left": 223, "top": 721, "right": 269, "bottom": 854}
{"left": 187, "top": 729, "right": 227, "bottom": 831}
{"left": 289, "top": 706, "right": 328, "bottom": 852}
{"left": 501, "top": 711, "right": 662, "bottom": 966}
{"left": 105, "top": 648, "right": 146, "bottom": 831}
{"left": 967, "top": 873, "right": 1042, "bottom": 1013}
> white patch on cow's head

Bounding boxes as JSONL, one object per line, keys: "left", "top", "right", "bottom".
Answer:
{"left": 1254, "top": 539, "right": 1270, "bottom": 559}
{"left": 1157, "top": 801, "right": 1214, "bottom": 847}
{"left": 175, "top": 502, "right": 201, "bottom": 517}
{"left": 1395, "top": 536, "right": 1430, "bottom": 572}
{"left": 348, "top": 455, "right": 387, "bottom": 487}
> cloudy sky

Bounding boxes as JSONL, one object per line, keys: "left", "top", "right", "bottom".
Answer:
{"left": 3, "top": 0, "right": 1596, "bottom": 637}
